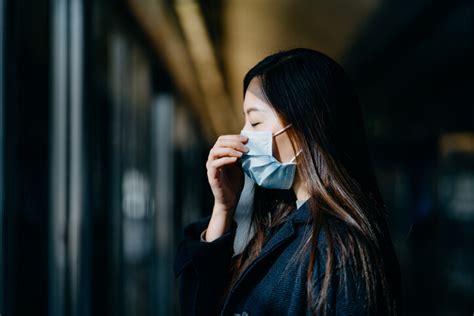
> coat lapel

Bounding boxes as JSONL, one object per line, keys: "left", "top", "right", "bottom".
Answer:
{"left": 220, "top": 200, "right": 312, "bottom": 313}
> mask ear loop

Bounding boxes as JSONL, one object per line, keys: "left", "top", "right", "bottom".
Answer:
{"left": 273, "top": 123, "right": 300, "bottom": 164}
{"left": 289, "top": 149, "right": 303, "bottom": 163}
{"left": 272, "top": 123, "right": 293, "bottom": 137}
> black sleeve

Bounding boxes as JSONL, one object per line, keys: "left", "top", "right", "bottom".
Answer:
{"left": 173, "top": 214, "right": 238, "bottom": 316}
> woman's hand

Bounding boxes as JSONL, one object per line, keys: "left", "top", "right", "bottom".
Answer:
{"left": 204, "top": 134, "right": 249, "bottom": 241}
{"left": 206, "top": 134, "right": 249, "bottom": 213}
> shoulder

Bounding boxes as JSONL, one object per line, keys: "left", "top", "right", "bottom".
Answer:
{"left": 310, "top": 215, "right": 375, "bottom": 282}
{"left": 310, "top": 214, "right": 358, "bottom": 266}
{"left": 308, "top": 214, "right": 401, "bottom": 315}
{"left": 305, "top": 216, "right": 369, "bottom": 314}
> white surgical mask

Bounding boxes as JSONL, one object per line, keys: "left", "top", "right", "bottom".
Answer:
{"left": 239, "top": 123, "right": 302, "bottom": 189}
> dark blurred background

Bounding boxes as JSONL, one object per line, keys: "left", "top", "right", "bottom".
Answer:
{"left": 0, "top": 0, "right": 473, "bottom": 315}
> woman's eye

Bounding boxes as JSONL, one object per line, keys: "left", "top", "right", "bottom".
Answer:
{"left": 251, "top": 122, "right": 260, "bottom": 127}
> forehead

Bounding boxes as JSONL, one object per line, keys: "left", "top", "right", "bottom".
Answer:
{"left": 243, "top": 77, "right": 272, "bottom": 112}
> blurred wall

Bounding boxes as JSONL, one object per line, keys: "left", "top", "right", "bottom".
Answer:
{"left": 0, "top": 0, "right": 473, "bottom": 316}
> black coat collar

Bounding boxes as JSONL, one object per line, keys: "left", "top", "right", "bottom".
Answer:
{"left": 220, "top": 199, "right": 313, "bottom": 313}
{"left": 288, "top": 199, "right": 312, "bottom": 225}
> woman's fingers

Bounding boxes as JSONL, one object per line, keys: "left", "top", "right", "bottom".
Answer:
{"left": 215, "top": 138, "right": 249, "bottom": 153}
{"left": 210, "top": 156, "right": 238, "bottom": 169}
{"left": 206, "top": 134, "right": 248, "bottom": 171}
{"left": 217, "top": 134, "right": 248, "bottom": 142}
{"left": 209, "top": 147, "right": 243, "bottom": 160}
{"left": 216, "top": 134, "right": 248, "bottom": 149}
{"left": 207, "top": 134, "right": 249, "bottom": 160}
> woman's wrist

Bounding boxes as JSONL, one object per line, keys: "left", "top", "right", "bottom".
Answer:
{"left": 204, "top": 204, "right": 235, "bottom": 242}
{"left": 212, "top": 201, "right": 236, "bottom": 214}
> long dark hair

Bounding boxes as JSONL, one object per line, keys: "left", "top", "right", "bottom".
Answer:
{"left": 221, "top": 48, "right": 401, "bottom": 315}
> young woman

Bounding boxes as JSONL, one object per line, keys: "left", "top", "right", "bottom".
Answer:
{"left": 174, "top": 48, "right": 402, "bottom": 316}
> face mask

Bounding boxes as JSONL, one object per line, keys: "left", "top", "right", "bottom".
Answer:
{"left": 239, "top": 123, "right": 302, "bottom": 189}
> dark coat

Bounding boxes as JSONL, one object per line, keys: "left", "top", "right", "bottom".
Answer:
{"left": 173, "top": 200, "right": 401, "bottom": 316}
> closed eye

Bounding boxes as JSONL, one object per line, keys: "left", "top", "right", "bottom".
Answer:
{"left": 251, "top": 122, "right": 260, "bottom": 127}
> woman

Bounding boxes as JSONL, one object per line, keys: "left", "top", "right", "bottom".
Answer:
{"left": 174, "top": 48, "right": 402, "bottom": 316}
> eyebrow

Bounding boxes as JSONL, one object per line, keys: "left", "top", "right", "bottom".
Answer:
{"left": 243, "top": 106, "right": 261, "bottom": 116}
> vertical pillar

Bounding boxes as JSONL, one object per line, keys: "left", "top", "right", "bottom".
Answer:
{"left": 49, "top": 0, "right": 88, "bottom": 315}
{"left": 49, "top": 0, "right": 68, "bottom": 314}
{"left": 151, "top": 94, "right": 175, "bottom": 316}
